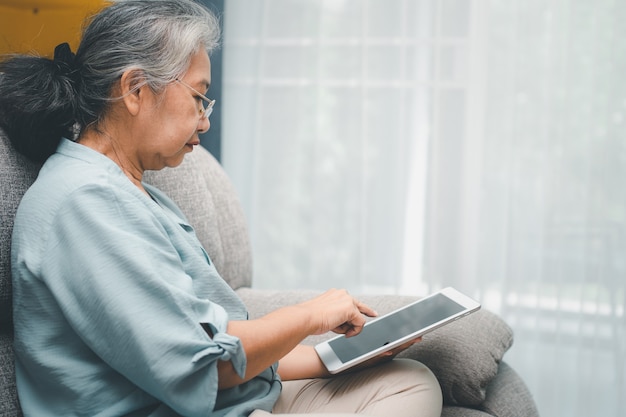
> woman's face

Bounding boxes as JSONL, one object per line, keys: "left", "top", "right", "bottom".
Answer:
{"left": 136, "top": 49, "right": 212, "bottom": 171}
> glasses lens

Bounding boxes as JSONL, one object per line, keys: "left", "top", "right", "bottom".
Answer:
{"left": 203, "top": 101, "right": 214, "bottom": 119}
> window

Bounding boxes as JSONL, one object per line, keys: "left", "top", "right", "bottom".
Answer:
{"left": 222, "top": 1, "right": 625, "bottom": 416}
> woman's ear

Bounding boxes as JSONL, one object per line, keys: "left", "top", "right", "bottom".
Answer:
{"left": 119, "top": 69, "right": 147, "bottom": 116}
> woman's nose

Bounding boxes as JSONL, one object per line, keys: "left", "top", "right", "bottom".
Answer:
{"left": 198, "top": 118, "right": 210, "bottom": 134}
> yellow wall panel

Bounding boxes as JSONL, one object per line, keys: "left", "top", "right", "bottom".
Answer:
{"left": 0, "top": 1, "right": 108, "bottom": 57}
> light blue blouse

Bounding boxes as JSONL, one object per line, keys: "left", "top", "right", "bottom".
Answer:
{"left": 11, "top": 139, "right": 281, "bottom": 417}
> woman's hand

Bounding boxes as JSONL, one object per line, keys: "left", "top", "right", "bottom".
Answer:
{"left": 298, "top": 289, "right": 378, "bottom": 337}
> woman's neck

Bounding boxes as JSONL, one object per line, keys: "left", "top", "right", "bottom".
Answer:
{"left": 78, "top": 127, "right": 148, "bottom": 196}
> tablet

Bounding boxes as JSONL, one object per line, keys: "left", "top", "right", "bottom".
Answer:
{"left": 314, "top": 287, "right": 481, "bottom": 374}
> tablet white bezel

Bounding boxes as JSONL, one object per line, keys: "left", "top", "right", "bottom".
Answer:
{"left": 314, "top": 287, "right": 481, "bottom": 374}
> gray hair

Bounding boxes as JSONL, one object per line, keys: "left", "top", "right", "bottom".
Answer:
{"left": 0, "top": 0, "right": 220, "bottom": 162}
{"left": 76, "top": 0, "right": 221, "bottom": 130}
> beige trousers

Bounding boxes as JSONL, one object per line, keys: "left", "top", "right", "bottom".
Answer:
{"left": 250, "top": 359, "right": 443, "bottom": 417}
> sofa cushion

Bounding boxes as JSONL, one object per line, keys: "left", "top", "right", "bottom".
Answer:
{"left": 479, "top": 361, "right": 539, "bottom": 417}
{"left": 237, "top": 288, "right": 513, "bottom": 408}
{"left": 442, "top": 406, "right": 495, "bottom": 417}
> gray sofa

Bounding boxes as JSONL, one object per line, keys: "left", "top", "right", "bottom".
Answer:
{"left": 0, "top": 127, "right": 539, "bottom": 417}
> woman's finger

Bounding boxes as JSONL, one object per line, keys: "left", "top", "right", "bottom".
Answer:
{"left": 354, "top": 300, "right": 378, "bottom": 318}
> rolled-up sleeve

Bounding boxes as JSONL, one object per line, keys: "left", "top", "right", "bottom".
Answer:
{"left": 192, "top": 330, "right": 246, "bottom": 379}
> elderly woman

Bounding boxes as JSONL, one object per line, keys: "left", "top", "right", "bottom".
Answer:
{"left": 0, "top": 1, "right": 442, "bottom": 416}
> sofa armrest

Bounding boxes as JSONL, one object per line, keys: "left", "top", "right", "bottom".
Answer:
{"left": 236, "top": 288, "right": 514, "bottom": 407}
{"left": 478, "top": 361, "right": 539, "bottom": 417}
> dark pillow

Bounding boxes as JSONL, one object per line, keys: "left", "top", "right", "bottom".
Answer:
{"left": 398, "top": 306, "right": 513, "bottom": 405}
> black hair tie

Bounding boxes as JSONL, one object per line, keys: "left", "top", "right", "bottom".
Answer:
{"left": 53, "top": 42, "right": 77, "bottom": 78}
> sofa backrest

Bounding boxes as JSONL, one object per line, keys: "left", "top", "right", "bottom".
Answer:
{"left": 0, "top": 129, "right": 40, "bottom": 416}
{"left": 0, "top": 129, "right": 252, "bottom": 416}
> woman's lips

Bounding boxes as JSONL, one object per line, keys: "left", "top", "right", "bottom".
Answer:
{"left": 186, "top": 140, "right": 200, "bottom": 150}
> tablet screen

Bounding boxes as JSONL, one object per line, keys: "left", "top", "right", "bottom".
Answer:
{"left": 328, "top": 293, "right": 465, "bottom": 363}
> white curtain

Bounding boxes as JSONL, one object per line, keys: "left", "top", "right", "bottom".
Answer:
{"left": 221, "top": 1, "right": 625, "bottom": 416}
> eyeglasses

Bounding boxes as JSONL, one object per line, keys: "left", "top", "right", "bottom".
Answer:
{"left": 175, "top": 78, "right": 215, "bottom": 119}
